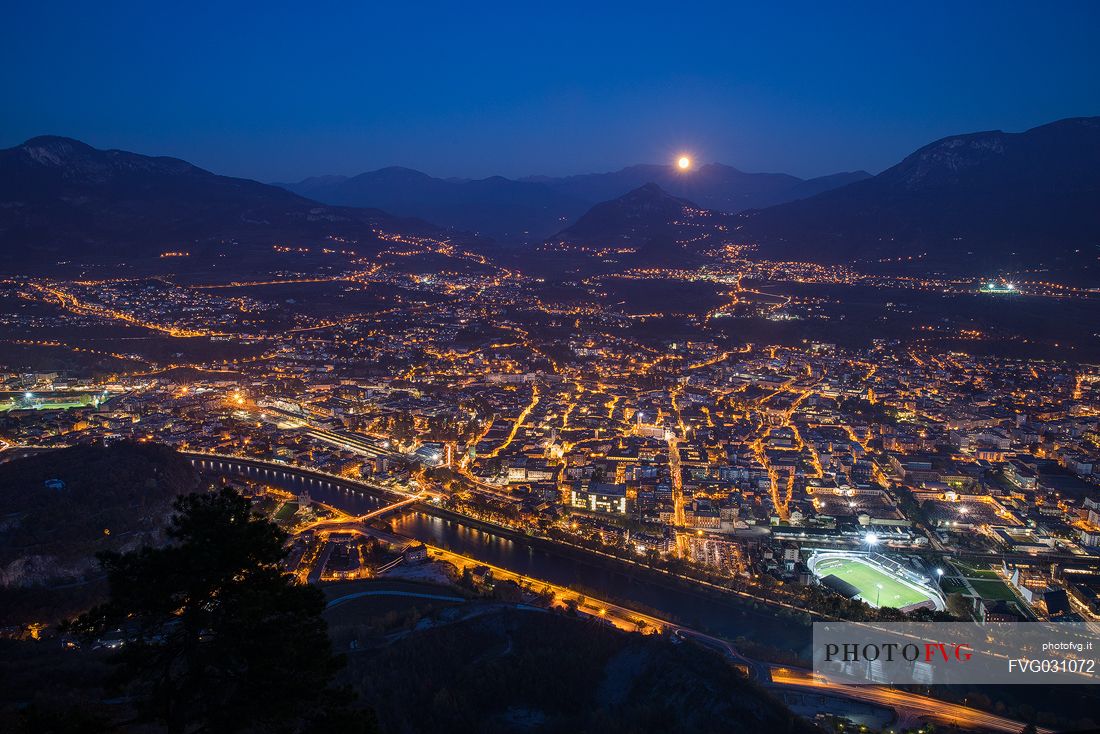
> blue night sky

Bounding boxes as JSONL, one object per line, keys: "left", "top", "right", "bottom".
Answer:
{"left": 3, "top": 1, "right": 1098, "bottom": 182}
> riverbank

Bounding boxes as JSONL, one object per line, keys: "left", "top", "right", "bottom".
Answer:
{"left": 186, "top": 455, "right": 816, "bottom": 651}
{"left": 407, "top": 503, "right": 816, "bottom": 622}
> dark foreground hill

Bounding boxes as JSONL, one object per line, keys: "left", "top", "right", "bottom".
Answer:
{"left": 0, "top": 442, "right": 199, "bottom": 624}
{"left": 339, "top": 606, "right": 814, "bottom": 734}
{"left": 738, "top": 116, "right": 1100, "bottom": 270}
{"left": 0, "top": 137, "right": 432, "bottom": 267}
{"left": 0, "top": 591, "right": 815, "bottom": 733}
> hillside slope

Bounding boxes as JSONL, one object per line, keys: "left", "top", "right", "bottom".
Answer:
{"left": 738, "top": 117, "right": 1100, "bottom": 269}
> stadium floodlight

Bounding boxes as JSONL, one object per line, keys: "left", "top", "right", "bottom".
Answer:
{"left": 864, "top": 532, "right": 880, "bottom": 546}
{"left": 936, "top": 568, "right": 944, "bottom": 576}
{"left": 24, "top": 392, "right": 33, "bottom": 400}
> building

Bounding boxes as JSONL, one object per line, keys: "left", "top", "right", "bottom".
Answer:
{"left": 570, "top": 482, "right": 628, "bottom": 515}
{"left": 403, "top": 543, "right": 429, "bottom": 563}
{"left": 1005, "top": 460, "right": 1038, "bottom": 490}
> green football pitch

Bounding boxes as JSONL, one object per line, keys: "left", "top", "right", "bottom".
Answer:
{"left": 0, "top": 394, "right": 97, "bottom": 412}
{"left": 814, "top": 557, "right": 934, "bottom": 609}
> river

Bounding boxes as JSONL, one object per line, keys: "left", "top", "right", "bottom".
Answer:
{"left": 194, "top": 455, "right": 812, "bottom": 653}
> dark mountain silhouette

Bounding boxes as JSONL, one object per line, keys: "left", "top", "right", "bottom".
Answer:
{"left": 531, "top": 163, "right": 870, "bottom": 214}
{"left": 280, "top": 167, "right": 588, "bottom": 241}
{"left": 0, "top": 137, "right": 429, "bottom": 265}
{"left": 546, "top": 183, "right": 738, "bottom": 267}
{"left": 279, "top": 163, "right": 867, "bottom": 242}
{"left": 782, "top": 170, "right": 874, "bottom": 201}
{"left": 738, "top": 117, "right": 1100, "bottom": 268}
{"left": 553, "top": 183, "right": 698, "bottom": 244}
{"left": 280, "top": 174, "right": 350, "bottom": 195}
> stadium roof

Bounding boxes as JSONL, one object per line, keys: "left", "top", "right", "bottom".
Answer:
{"left": 819, "top": 573, "right": 861, "bottom": 599}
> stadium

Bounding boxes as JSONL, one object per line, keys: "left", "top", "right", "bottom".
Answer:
{"left": 808, "top": 550, "right": 946, "bottom": 612}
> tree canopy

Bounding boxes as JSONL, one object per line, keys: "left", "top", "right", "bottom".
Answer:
{"left": 70, "top": 487, "right": 374, "bottom": 734}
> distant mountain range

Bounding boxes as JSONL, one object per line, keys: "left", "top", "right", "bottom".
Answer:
{"left": 737, "top": 117, "right": 1100, "bottom": 268}
{"left": 279, "top": 167, "right": 587, "bottom": 242}
{"left": 4, "top": 116, "right": 1098, "bottom": 273}
{"left": 526, "top": 164, "right": 870, "bottom": 214}
{"left": 277, "top": 163, "right": 869, "bottom": 241}
{"left": 0, "top": 136, "right": 429, "bottom": 265}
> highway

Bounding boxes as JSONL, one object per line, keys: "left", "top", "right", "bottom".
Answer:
{"left": 769, "top": 668, "right": 1052, "bottom": 733}
{"left": 419, "top": 546, "right": 1042, "bottom": 734}
{"left": 425, "top": 545, "right": 665, "bottom": 635}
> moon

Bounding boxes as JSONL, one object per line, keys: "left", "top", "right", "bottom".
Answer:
{"left": 677, "top": 156, "right": 691, "bottom": 170}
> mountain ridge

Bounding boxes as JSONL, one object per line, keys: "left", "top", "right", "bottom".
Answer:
{"left": 6, "top": 116, "right": 1097, "bottom": 273}
{"left": 542, "top": 183, "right": 741, "bottom": 270}
{"left": 278, "top": 162, "right": 869, "bottom": 241}
{"left": 737, "top": 116, "right": 1100, "bottom": 268}
{"left": 552, "top": 182, "right": 698, "bottom": 244}
{"left": 527, "top": 163, "right": 870, "bottom": 213}
{"left": 0, "top": 136, "right": 433, "bottom": 265}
